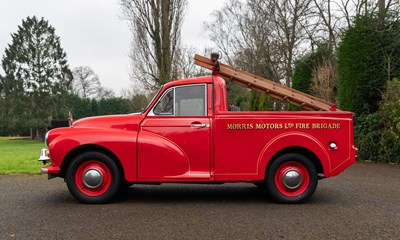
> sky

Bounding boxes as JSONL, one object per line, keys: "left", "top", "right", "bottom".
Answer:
{"left": 0, "top": 0, "right": 226, "bottom": 95}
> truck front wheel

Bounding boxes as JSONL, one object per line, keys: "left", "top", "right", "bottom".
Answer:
{"left": 266, "top": 153, "right": 318, "bottom": 203}
{"left": 66, "top": 152, "right": 120, "bottom": 204}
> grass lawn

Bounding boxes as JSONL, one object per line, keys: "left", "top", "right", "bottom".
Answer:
{"left": 0, "top": 137, "right": 45, "bottom": 174}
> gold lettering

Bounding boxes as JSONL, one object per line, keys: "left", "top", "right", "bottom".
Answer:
{"left": 255, "top": 123, "right": 283, "bottom": 129}
{"left": 226, "top": 123, "right": 254, "bottom": 130}
{"left": 285, "top": 123, "right": 294, "bottom": 129}
{"left": 227, "top": 122, "right": 340, "bottom": 130}
{"left": 312, "top": 123, "right": 341, "bottom": 129}
{"left": 312, "top": 123, "right": 320, "bottom": 129}
{"left": 256, "top": 123, "right": 264, "bottom": 129}
{"left": 295, "top": 123, "right": 310, "bottom": 129}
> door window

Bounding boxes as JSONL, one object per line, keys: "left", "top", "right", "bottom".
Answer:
{"left": 175, "top": 85, "right": 206, "bottom": 116}
{"left": 152, "top": 84, "right": 206, "bottom": 116}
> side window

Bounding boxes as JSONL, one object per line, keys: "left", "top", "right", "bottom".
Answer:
{"left": 175, "top": 85, "right": 206, "bottom": 116}
{"left": 153, "top": 88, "right": 174, "bottom": 115}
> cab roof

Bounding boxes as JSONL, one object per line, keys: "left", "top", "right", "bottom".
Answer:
{"left": 163, "top": 76, "right": 224, "bottom": 88}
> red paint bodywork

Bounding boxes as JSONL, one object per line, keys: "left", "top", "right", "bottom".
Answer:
{"left": 43, "top": 76, "right": 356, "bottom": 183}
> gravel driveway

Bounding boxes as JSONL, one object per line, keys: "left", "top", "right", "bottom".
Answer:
{"left": 0, "top": 162, "right": 399, "bottom": 240}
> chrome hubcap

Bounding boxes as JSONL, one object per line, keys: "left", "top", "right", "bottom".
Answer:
{"left": 282, "top": 170, "right": 302, "bottom": 189}
{"left": 83, "top": 168, "right": 103, "bottom": 189}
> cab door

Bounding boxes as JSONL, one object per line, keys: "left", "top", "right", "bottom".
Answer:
{"left": 138, "top": 84, "right": 211, "bottom": 180}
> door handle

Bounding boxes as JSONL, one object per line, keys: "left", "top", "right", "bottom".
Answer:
{"left": 190, "top": 123, "right": 210, "bottom": 128}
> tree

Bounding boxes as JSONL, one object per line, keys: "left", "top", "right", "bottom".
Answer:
{"left": 97, "top": 97, "right": 132, "bottom": 115}
{"left": 66, "top": 94, "right": 94, "bottom": 119}
{"left": 72, "top": 66, "right": 101, "bottom": 98}
{"left": 292, "top": 57, "right": 314, "bottom": 95}
{"left": 72, "top": 66, "right": 119, "bottom": 100}
{"left": 129, "top": 92, "right": 150, "bottom": 112}
{"left": 120, "top": 0, "right": 187, "bottom": 90}
{"left": 311, "top": 56, "right": 336, "bottom": 103}
{"left": 177, "top": 46, "right": 209, "bottom": 79}
{"left": 337, "top": 16, "right": 399, "bottom": 115}
{"left": 205, "top": 0, "right": 315, "bottom": 110}
{"left": 1, "top": 16, "right": 72, "bottom": 96}
{"left": 202, "top": 0, "right": 399, "bottom": 113}
{"left": 206, "top": 0, "right": 314, "bottom": 87}
{"left": 0, "top": 16, "right": 72, "bottom": 137}
{"left": 292, "top": 43, "right": 336, "bottom": 103}
{"left": 96, "top": 86, "right": 115, "bottom": 99}
{"left": 355, "top": 78, "right": 400, "bottom": 163}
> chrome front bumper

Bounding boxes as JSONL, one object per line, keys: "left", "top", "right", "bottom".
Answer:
{"left": 38, "top": 148, "right": 61, "bottom": 178}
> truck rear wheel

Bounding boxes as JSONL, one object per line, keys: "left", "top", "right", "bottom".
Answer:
{"left": 66, "top": 152, "right": 120, "bottom": 204}
{"left": 266, "top": 153, "right": 318, "bottom": 203}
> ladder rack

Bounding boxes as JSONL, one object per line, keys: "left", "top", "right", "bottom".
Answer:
{"left": 194, "top": 54, "right": 337, "bottom": 111}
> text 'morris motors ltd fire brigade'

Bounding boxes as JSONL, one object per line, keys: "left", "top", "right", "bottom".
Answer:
{"left": 38, "top": 54, "right": 357, "bottom": 204}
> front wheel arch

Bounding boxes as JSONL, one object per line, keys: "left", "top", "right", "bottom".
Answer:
{"left": 61, "top": 144, "right": 125, "bottom": 181}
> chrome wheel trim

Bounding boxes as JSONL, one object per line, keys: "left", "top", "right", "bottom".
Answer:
{"left": 282, "top": 169, "right": 302, "bottom": 190}
{"left": 82, "top": 168, "right": 103, "bottom": 189}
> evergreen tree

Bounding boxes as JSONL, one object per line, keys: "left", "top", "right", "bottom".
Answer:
{"left": 337, "top": 16, "right": 397, "bottom": 115}
{"left": 292, "top": 57, "right": 313, "bottom": 95}
{"left": 291, "top": 43, "right": 335, "bottom": 110}
{"left": 292, "top": 43, "right": 334, "bottom": 95}
{"left": 248, "top": 90, "right": 260, "bottom": 111}
{"left": 97, "top": 97, "right": 132, "bottom": 115}
{"left": 0, "top": 16, "right": 72, "bottom": 136}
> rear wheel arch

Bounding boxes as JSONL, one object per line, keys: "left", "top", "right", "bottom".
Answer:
{"left": 258, "top": 133, "right": 329, "bottom": 180}
{"left": 266, "top": 147, "right": 323, "bottom": 176}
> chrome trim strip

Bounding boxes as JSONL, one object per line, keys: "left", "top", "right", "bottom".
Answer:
{"left": 44, "top": 131, "right": 49, "bottom": 147}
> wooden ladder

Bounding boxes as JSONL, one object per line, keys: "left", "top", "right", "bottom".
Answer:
{"left": 194, "top": 54, "right": 337, "bottom": 111}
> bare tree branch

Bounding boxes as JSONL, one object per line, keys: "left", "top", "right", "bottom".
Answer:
{"left": 72, "top": 66, "right": 101, "bottom": 98}
{"left": 120, "top": 0, "right": 187, "bottom": 90}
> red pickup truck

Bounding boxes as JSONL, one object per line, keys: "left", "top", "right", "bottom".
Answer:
{"left": 39, "top": 72, "right": 356, "bottom": 204}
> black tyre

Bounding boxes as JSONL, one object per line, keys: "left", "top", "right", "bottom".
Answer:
{"left": 266, "top": 153, "right": 318, "bottom": 203}
{"left": 66, "top": 151, "right": 120, "bottom": 204}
